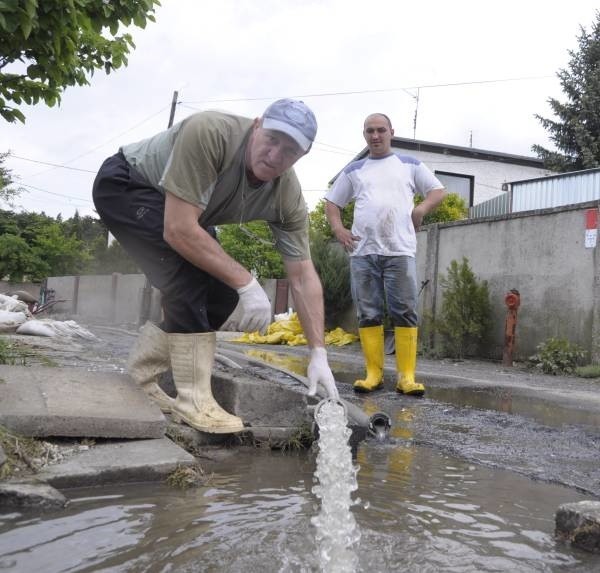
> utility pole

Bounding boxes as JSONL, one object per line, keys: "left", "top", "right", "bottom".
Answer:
{"left": 168, "top": 90, "right": 179, "bottom": 128}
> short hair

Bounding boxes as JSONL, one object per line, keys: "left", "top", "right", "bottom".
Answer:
{"left": 364, "top": 113, "right": 392, "bottom": 129}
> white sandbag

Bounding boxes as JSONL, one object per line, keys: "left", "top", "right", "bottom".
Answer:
{"left": 60, "top": 320, "right": 98, "bottom": 341}
{"left": 16, "top": 319, "right": 56, "bottom": 337}
{"left": 17, "top": 318, "right": 99, "bottom": 341}
{"left": 0, "top": 310, "right": 28, "bottom": 332}
{"left": 0, "top": 293, "right": 28, "bottom": 313}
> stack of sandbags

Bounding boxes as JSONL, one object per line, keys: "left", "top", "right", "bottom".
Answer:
{"left": 0, "top": 294, "right": 30, "bottom": 332}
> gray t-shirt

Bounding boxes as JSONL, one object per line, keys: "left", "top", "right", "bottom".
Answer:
{"left": 121, "top": 111, "right": 310, "bottom": 260}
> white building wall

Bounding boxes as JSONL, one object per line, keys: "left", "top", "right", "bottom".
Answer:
{"left": 394, "top": 149, "right": 552, "bottom": 205}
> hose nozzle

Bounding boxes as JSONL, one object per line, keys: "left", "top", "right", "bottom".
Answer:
{"left": 368, "top": 412, "right": 392, "bottom": 441}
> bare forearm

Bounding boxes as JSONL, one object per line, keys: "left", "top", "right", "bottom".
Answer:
{"left": 163, "top": 192, "right": 252, "bottom": 289}
{"left": 286, "top": 260, "right": 326, "bottom": 347}
{"left": 167, "top": 226, "right": 251, "bottom": 289}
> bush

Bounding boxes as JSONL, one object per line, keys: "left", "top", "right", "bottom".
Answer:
{"left": 310, "top": 232, "right": 352, "bottom": 328}
{"left": 528, "top": 338, "right": 585, "bottom": 375}
{"left": 435, "top": 257, "right": 492, "bottom": 358}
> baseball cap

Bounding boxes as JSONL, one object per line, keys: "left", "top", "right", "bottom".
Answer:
{"left": 261, "top": 99, "right": 317, "bottom": 152}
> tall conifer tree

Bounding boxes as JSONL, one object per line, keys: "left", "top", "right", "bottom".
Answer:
{"left": 533, "top": 11, "right": 600, "bottom": 171}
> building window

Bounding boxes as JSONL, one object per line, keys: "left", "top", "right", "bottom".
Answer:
{"left": 435, "top": 171, "right": 474, "bottom": 207}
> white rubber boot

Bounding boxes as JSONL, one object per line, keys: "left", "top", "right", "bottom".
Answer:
{"left": 127, "top": 322, "right": 175, "bottom": 413}
{"left": 168, "top": 331, "right": 245, "bottom": 434}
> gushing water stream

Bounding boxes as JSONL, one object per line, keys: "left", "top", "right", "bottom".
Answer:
{"left": 311, "top": 399, "right": 361, "bottom": 573}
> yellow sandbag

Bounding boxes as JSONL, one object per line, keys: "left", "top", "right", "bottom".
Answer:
{"left": 325, "top": 327, "right": 359, "bottom": 346}
{"left": 231, "top": 316, "right": 358, "bottom": 347}
{"left": 266, "top": 312, "right": 304, "bottom": 336}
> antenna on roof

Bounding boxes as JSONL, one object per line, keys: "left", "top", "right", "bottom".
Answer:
{"left": 402, "top": 88, "right": 419, "bottom": 139}
{"left": 412, "top": 88, "right": 419, "bottom": 139}
{"left": 469, "top": 130, "right": 473, "bottom": 147}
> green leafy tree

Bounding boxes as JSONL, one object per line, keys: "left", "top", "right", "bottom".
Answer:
{"left": 0, "top": 233, "right": 46, "bottom": 281}
{"left": 0, "top": 0, "right": 160, "bottom": 123}
{"left": 217, "top": 222, "right": 285, "bottom": 279}
{"left": 532, "top": 11, "right": 600, "bottom": 171}
{"left": 415, "top": 192, "right": 468, "bottom": 224}
{"left": 31, "top": 222, "right": 90, "bottom": 276}
{"left": 0, "top": 152, "right": 23, "bottom": 206}
{"left": 309, "top": 198, "right": 355, "bottom": 240}
{"left": 88, "top": 236, "right": 140, "bottom": 274}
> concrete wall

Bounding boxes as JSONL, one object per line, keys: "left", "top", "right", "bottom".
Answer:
{"left": 44, "top": 201, "right": 600, "bottom": 360}
{"left": 416, "top": 200, "right": 599, "bottom": 360}
{"left": 46, "top": 274, "right": 153, "bottom": 325}
{"left": 0, "top": 281, "right": 41, "bottom": 300}
{"left": 45, "top": 275, "right": 285, "bottom": 329}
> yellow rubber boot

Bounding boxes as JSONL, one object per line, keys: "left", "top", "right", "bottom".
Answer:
{"left": 395, "top": 326, "right": 424, "bottom": 396}
{"left": 353, "top": 325, "right": 384, "bottom": 392}
{"left": 169, "top": 331, "right": 245, "bottom": 434}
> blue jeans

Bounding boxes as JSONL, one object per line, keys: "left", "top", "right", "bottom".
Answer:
{"left": 350, "top": 255, "right": 418, "bottom": 328}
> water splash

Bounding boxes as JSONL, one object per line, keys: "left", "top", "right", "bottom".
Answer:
{"left": 311, "top": 400, "right": 361, "bottom": 573}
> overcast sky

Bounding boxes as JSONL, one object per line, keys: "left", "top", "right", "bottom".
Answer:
{"left": 1, "top": 0, "right": 598, "bottom": 219}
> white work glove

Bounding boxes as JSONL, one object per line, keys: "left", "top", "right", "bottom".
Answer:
{"left": 307, "top": 347, "right": 339, "bottom": 400}
{"left": 221, "top": 277, "right": 271, "bottom": 334}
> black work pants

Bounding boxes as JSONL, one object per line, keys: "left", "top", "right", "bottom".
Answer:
{"left": 92, "top": 152, "right": 238, "bottom": 333}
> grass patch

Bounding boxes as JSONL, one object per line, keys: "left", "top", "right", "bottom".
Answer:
{"left": 281, "top": 424, "right": 315, "bottom": 452}
{"left": 165, "top": 464, "right": 211, "bottom": 489}
{"left": 0, "top": 425, "right": 47, "bottom": 479}
{"left": 0, "top": 337, "right": 29, "bottom": 365}
{"left": 0, "top": 336, "right": 57, "bottom": 367}
{"left": 575, "top": 364, "right": 600, "bottom": 379}
{"left": 0, "top": 336, "right": 58, "bottom": 367}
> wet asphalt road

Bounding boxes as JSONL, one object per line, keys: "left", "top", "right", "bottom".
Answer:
{"left": 10, "top": 322, "right": 600, "bottom": 499}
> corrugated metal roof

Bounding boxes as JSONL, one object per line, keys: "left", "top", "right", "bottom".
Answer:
{"left": 512, "top": 168, "right": 600, "bottom": 212}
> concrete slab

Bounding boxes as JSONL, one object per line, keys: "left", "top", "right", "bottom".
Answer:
{"left": 0, "top": 481, "right": 67, "bottom": 509}
{"left": 0, "top": 365, "right": 166, "bottom": 439}
{"left": 37, "top": 438, "right": 196, "bottom": 488}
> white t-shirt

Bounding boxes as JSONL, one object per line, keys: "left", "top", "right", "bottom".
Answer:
{"left": 326, "top": 152, "right": 443, "bottom": 257}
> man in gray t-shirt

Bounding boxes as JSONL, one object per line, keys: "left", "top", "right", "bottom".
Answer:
{"left": 92, "top": 99, "right": 339, "bottom": 434}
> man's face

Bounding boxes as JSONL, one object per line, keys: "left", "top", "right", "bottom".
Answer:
{"left": 246, "top": 121, "right": 306, "bottom": 182}
{"left": 363, "top": 114, "right": 394, "bottom": 157}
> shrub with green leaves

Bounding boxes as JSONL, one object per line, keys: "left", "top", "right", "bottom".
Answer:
{"left": 310, "top": 232, "right": 352, "bottom": 328}
{"left": 436, "top": 257, "right": 492, "bottom": 358}
{"left": 528, "top": 337, "right": 585, "bottom": 375}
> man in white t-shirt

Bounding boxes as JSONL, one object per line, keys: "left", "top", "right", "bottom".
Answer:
{"left": 325, "top": 113, "right": 446, "bottom": 396}
{"left": 92, "top": 99, "right": 339, "bottom": 434}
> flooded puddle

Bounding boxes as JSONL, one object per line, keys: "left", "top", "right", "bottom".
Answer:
{"left": 1, "top": 343, "right": 599, "bottom": 571}
{"left": 0, "top": 448, "right": 596, "bottom": 572}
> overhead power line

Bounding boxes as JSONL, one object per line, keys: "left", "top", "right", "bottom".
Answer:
{"left": 25, "top": 105, "right": 171, "bottom": 179}
{"left": 180, "top": 75, "right": 554, "bottom": 105}
{"left": 9, "top": 153, "right": 97, "bottom": 173}
{"left": 18, "top": 182, "right": 93, "bottom": 203}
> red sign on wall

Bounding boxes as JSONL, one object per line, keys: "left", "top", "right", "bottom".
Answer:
{"left": 585, "top": 209, "right": 598, "bottom": 248}
{"left": 586, "top": 208, "right": 598, "bottom": 230}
